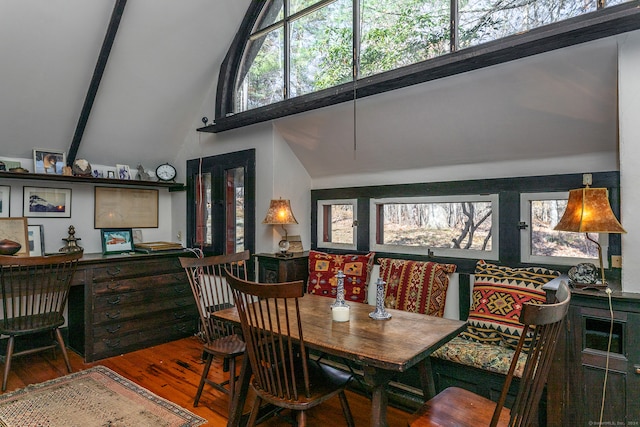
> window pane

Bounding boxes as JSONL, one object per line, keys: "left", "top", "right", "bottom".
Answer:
{"left": 195, "top": 173, "right": 212, "bottom": 246}
{"left": 256, "top": 0, "right": 284, "bottom": 32}
{"left": 327, "top": 204, "right": 354, "bottom": 244}
{"left": 290, "top": 0, "right": 323, "bottom": 15}
{"left": 225, "top": 167, "right": 245, "bottom": 253}
{"left": 360, "top": 0, "right": 450, "bottom": 78}
{"left": 379, "top": 202, "right": 492, "bottom": 251}
{"left": 459, "top": 0, "right": 596, "bottom": 49}
{"left": 530, "top": 199, "right": 598, "bottom": 258}
{"left": 235, "top": 27, "right": 284, "bottom": 112}
{"left": 290, "top": 0, "right": 352, "bottom": 97}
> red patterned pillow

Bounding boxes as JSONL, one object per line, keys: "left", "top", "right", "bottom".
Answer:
{"left": 460, "top": 260, "right": 560, "bottom": 349}
{"left": 307, "top": 250, "right": 374, "bottom": 303}
{"left": 378, "top": 258, "right": 456, "bottom": 317}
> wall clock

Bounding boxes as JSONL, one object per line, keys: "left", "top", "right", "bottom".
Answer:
{"left": 155, "top": 163, "right": 176, "bottom": 182}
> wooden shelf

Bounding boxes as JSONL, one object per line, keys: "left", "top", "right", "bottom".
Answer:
{"left": 0, "top": 171, "right": 185, "bottom": 191}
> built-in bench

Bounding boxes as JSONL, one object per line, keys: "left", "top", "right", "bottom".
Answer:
{"left": 306, "top": 250, "right": 562, "bottom": 419}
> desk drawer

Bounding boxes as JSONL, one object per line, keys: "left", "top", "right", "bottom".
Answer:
{"left": 94, "top": 284, "right": 192, "bottom": 310}
{"left": 92, "top": 272, "right": 187, "bottom": 295}
{"left": 92, "top": 294, "right": 195, "bottom": 324}
{"left": 91, "top": 258, "right": 182, "bottom": 282}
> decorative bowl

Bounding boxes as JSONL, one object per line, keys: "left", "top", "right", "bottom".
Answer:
{"left": 0, "top": 239, "right": 21, "bottom": 255}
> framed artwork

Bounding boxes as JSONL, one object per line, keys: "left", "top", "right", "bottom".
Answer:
{"left": 94, "top": 187, "right": 158, "bottom": 228}
{"left": 0, "top": 217, "right": 29, "bottom": 256}
{"left": 28, "top": 224, "right": 45, "bottom": 256}
{"left": 116, "top": 164, "right": 131, "bottom": 180}
{"left": 101, "top": 228, "right": 134, "bottom": 254}
{"left": 0, "top": 185, "right": 10, "bottom": 217}
{"left": 23, "top": 186, "right": 72, "bottom": 218}
{"left": 33, "top": 149, "right": 66, "bottom": 175}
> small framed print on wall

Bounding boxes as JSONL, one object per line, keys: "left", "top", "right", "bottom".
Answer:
{"left": 33, "top": 149, "right": 66, "bottom": 175}
{"left": 23, "top": 186, "right": 72, "bottom": 218}
{"left": 0, "top": 186, "right": 10, "bottom": 217}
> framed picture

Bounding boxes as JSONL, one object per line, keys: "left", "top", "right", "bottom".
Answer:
{"left": 27, "top": 224, "right": 45, "bottom": 256}
{"left": 0, "top": 217, "right": 29, "bottom": 256}
{"left": 33, "top": 149, "right": 66, "bottom": 175}
{"left": 100, "top": 228, "right": 134, "bottom": 254}
{"left": 0, "top": 186, "right": 10, "bottom": 218}
{"left": 116, "top": 164, "right": 131, "bottom": 180}
{"left": 23, "top": 186, "right": 72, "bottom": 218}
{"left": 94, "top": 187, "right": 158, "bottom": 228}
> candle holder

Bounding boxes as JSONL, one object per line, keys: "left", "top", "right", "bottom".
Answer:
{"left": 331, "top": 270, "right": 349, "bottom": 309}
{"left": 369, "top": 277, "right": 392, "bottom": 320}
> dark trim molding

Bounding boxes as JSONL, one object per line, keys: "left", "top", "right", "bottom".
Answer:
{"left": 203, "top": 1, "right": 640, "bottom": 134}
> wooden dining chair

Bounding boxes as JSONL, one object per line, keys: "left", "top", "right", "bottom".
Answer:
{"left": 408, "top": 280, "right": 571, "bottom": 427}
{"left": 179, "top": 250, "right": 250, "bottom": 410}
{"left": 224, "top": 270, "right": 355, "bottom": 427}
{"left": 0, "top": 251, "right": 82, "bottom": 391}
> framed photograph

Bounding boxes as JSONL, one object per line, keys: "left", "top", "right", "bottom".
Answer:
{"left": 116, "top": 164, "right": 131, "bottom": 180}
{"left": 0, "top": 186, "right": 10, "bottom": 218}
{"left": 0, "top": 217, "right": 29, "bottom": 256}
{"left": 28, "top": 224, "right": 45, "bottom": 256}
{"left": 101, "top": 228, "right": 134, "bottom": 254}
{"left": 23, "top": 186, "right": 72, "bottom": 218}
{"left": 94, "top": 187, "right": 158, "bottom": 228}
{"left": 132, "top": 229, "right": 143, "bottom": 244}
{"left": 33, "top": 149, "right": 66, "bottom": 175}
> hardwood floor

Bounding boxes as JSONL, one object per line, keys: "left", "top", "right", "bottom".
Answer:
{"left": 2, "top": 336, "right": 413, "bottom": 426}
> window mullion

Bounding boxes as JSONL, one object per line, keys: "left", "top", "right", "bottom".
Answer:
{"left": 284, "top": 0, "right": 290, "bottom": 100}
{"left": 450, "top": 0, "right": 458, "bottom": 52}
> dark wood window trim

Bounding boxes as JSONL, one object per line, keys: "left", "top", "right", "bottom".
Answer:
{"left": 310, "top": 171, "right": 622, "bottom": 276}
{"left": 202, "top": 1, "right": 640, "bottom": 134}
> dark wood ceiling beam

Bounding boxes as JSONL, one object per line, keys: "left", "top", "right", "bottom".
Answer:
{"left": 204, "top": 1, "right": 640, "bottom": 134}
{"left": 67, "top": 0, "right": 127, "bottom": 165}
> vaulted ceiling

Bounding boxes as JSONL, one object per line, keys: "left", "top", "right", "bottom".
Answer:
{"left": 0, "top": 1, "right": 630, "bottom": 179}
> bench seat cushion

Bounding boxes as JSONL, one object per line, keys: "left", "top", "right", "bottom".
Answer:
{"left": 432, "top": 336, "right": 527, "bottom": 377}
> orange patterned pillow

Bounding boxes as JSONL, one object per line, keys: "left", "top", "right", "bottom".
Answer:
{"left": 307, "top": 250, "right": 374, "bottom": 303}
{"left": 378, "top": 258, "right": 456, "bottom": 317}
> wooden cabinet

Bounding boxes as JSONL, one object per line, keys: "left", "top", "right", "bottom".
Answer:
{"left": 256, "top": 252, "right": 309, "bottom": 284}
{"left": 548, "top": 288, "right": 640, "bottom": 426}
{"left": 68, "top": 252, "right": 198, "bottom": 362}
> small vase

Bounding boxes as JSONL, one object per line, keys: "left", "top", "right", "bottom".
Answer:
{"left": 0, "top": 239, "right": 21, "bottom": 255}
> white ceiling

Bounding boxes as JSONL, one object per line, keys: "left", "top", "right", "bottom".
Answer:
{"left": 0, "top": 1, "right": 623, "bottom": 179}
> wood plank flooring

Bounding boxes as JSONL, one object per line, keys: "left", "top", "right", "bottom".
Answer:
{"left": 2, "top": 336, "right": 413, "bottom": 426}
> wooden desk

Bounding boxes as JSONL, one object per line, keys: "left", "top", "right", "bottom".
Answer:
{"left": 215, "top": 294, "right": 466, "bottom": 427}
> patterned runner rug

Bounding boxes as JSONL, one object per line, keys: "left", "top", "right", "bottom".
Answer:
{"left": 0, "top": 365, "right": 206, "bottom": 427}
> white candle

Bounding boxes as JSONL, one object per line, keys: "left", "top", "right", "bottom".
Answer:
{"left": 332, "top": 306, "right": 350, "bottom": 322}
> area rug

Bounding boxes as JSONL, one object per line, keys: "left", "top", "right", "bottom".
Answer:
{"left": 0, "top": 365, "right": 207, "bottom": 427}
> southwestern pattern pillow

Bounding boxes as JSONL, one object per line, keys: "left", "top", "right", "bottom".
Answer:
{"left": 307, "top": 250, "right": 374, "bottom": 303}
{"left": 460, "top": 260, "right": 560, "bottom": 349}
{"left": 378, "top": 258, "right": 456, "bottom": 317}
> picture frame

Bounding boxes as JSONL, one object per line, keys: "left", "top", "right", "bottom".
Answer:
{"left": 33, "top": 149, "right": 66, "bottom": 175}
{"left": 100, "top": 228, "right": 134, "bottom": 254}
{"left": 0, "top": 185, "right": 10, "bottom": 218}
{"left": 0, "top": 217, "right": 29, "bottom": 256}
{"left": 23, "top": 186, "right": 72, "bottom": 218}
{"left": 27, "top": 224, "right": 45, "bottom": 256}
{"left": 94, "top": 187, "right": 158, "bottom": 228}
{"left": 116, "top": 164, "right": 131, "bottom": 180}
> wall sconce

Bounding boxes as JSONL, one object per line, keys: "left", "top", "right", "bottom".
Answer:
{"left": 262, "top": 198, "right": 298, "bottom": 257}
{"left": 554, "top": 184, "right": 625, "bottom": 288}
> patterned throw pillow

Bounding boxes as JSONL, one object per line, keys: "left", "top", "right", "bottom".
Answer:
{"left": 307, "top": 250, "right": 374, "bottom": 303}
{"left": 378, "top": 258, "right": 456, "bottom": 317}
{"left": 460, "top": 260, "right": 560, "bottom": 349}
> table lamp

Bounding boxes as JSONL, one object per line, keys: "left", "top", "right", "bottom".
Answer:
{"left": 554, "top": 185, "right": 625, "bottom": 287}
{"left": 262, "top": 198, "right": 298, "bottom": 256}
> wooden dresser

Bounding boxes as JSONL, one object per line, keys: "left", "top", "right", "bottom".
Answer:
{"left": 68, "top": 251, "right": 198, "bottom": 362}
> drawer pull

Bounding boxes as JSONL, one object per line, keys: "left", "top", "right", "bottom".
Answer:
{"left": 103, "top": 339, "right": 121, "bottom": 348}
{"left": 173, "top": 312, "right": 187, "bottom": 320}
{"left": 175, "top": 324, "right": 188, "bottom": 332}
{"left": 105, "top": 311, "right": 121, "bottom": 319}
{"left": 107, "top": 296, "right": 122, "bottom": 305}
{"left": 175, "top": 300, "right": 189, "bottom": 307}
{"left": 173, "top": 286, "right": 188, "bottom": 294}
{"left": 635, "top": 365, "right": 640, "bottom": 375}
{"left": 107, "top": 282, "right": 122, "bottom": 291}
{"left": 106, "top": 324, "right": 122, "bottom": 334}
{"left": 106, "top": 267, "right": 122, "bottom": 277}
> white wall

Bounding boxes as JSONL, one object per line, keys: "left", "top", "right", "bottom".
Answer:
{"left": 618, "top": 30, "right": 640, "bottom": 293}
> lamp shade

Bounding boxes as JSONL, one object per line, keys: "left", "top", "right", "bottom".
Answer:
{"left": 554, "top": 187, "right": 626, "bottom": 234}
{"left": 262, "top": 199, "right": 298, "bottom": 225}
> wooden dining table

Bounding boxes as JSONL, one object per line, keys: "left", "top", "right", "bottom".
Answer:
{"left": 214, "top": 293, "right": 466, "bottom": 427}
